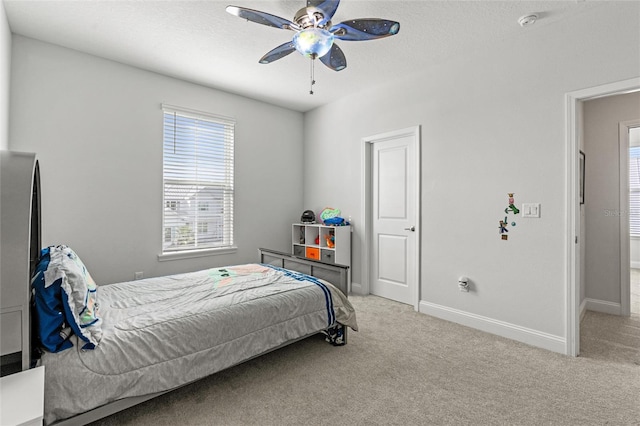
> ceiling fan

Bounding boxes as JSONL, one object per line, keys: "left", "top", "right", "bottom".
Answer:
{"left": 226, "top": 0, "right": 400, "bottom": 92}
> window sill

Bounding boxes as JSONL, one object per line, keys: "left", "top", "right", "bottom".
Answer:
{"left": 157, "top": 246, "right": 238, "bottom": 262}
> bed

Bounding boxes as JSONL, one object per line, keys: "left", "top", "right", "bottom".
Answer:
{"left": 31, "top": 245, "right": 357, "bottom": 425}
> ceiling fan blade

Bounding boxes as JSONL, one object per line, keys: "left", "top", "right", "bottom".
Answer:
{"left": 331, "top": 19, "right": 400, "bottom": 41}
{"left": 307, "top": 0, "right": 340, "bottom": 26}
{"left": 319, "top": 43, "right": 347, "bottom": 71}
{"left": 259, "top": 42, "right": 296, "bottom": 64}
{"left": 226, "top": 5, "right": 299, "bottom": 30}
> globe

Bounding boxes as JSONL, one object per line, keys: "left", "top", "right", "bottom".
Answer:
{"left": 293, "top": 28, "right": 334, "bottom": 59}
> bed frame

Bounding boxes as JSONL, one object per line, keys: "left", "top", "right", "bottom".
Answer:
{"left": 258, "top": 247, "right": 349, "bottom": 295}
{"left": 52, "top": 248, "right": 350, "bottom": 426}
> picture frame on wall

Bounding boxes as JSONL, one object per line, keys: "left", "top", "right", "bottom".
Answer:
{"left": 579, "top": 150, "right": 585, "bottom": 205}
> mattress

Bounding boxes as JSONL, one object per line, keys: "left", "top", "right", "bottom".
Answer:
{"left": 39, "top": 263, "right": 357, "bottom": 425}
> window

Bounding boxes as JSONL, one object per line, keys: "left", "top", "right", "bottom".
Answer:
{"left": 162, "top": 104, "right": 234, "bottom": 254}
{"left": 629, "top": 128, "right": 640, "bottom": 236}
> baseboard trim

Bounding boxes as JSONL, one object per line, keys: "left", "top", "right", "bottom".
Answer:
{"left": 584, "top": 298, "right": 622, "bottom": 315}
{"left": 419, "top": 301, "right": 566, "bottom": 354}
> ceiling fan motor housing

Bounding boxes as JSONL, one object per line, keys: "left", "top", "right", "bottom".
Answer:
{"left": 294, "top": 6, "right": 330, "bottom": 29}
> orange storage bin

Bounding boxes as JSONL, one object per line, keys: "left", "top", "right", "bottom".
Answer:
{"left": 305, "top": 247, "right": 320, "bottom": 260}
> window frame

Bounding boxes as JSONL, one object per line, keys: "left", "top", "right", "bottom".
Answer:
{"left": 629, "top": 137, "right": 640, "bottom": 237}
{"left": 158, "top": 104, "right": 236, "bottom": 261}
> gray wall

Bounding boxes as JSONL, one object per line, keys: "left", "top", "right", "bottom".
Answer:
{"left": 583, "top": 92, "right": 640, "bottom": 310}
{"left": 303, "top": 2, "right": 640, "bottom": 348}
{"left": 9, "top": 36, "right": 304, "bottom": 285}
{"left": 0, "top": 0, "right": 10, "bottom": 151}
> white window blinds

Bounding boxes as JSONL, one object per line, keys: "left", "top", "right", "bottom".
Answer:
{"left": 162, "top": 104, "right": 234, "bottom": 253}
{"left": 630, "top": 144, "right": 640, "bottom": 237}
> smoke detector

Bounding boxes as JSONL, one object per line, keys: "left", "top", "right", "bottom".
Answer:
{"left": 518, "top": 14, "right": 538, "bottom": 27}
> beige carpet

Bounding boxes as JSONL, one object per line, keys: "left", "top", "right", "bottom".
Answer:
{"left": 580, "top": 269, "right": 640, "bottom": 365}
{"left": 87, "top": 293, "right": 640, "bottom": 426}
{"left": 631, "top": 268, "right": 640, "bottom": 315}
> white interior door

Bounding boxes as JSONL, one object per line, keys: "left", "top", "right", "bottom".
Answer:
{"left": 370, "top": 129, "right": 419, "bottom": 306}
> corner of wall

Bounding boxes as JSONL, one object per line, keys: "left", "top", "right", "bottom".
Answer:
{"left": 0, "top": 0, "right": 12, "bottom": 296}
{"left": 0, "top": 0, "right": 12, "bottom": 151}
{"left": 350, "top": 281, "right": 364, "bottom": 295}
{"left": 579, "top": 297, "right": 588, "bottom": 323}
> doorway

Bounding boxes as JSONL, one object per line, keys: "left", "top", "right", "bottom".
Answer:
{"left": 566, "top": 77, "right": 640, "bottom": 357}
{"left": 361, "top": 126, "right": 421, "bottom": 310}
{"left": 578, "top": 94, "right": 640, "bottom": 364}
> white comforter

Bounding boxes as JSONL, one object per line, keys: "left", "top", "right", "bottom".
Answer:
{"left": 41, "top": 263, "right": 357, "bottom": 424}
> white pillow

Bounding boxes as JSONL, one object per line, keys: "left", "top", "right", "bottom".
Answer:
{"left": 44, "top": 245, "right": 102, "bottom": 349}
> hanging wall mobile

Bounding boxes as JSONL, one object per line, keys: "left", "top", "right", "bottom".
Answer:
{"left": 499, "top": 193, "right": 519, "bottom": 240}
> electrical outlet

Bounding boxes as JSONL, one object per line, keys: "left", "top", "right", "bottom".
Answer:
{"left": 134, "top": 271, "right": 144, "bottom": 280}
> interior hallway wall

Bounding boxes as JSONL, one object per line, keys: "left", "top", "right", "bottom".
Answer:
{"left": 578, "top": 100, "right": 587, "bottom": 310}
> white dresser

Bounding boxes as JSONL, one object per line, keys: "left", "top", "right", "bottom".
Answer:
{"left": 0, "top": 366, "right": 45, "bottom": 426}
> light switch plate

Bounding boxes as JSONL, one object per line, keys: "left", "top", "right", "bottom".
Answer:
{"left": 521, "top": 203, "right": 541, "bottom": 218}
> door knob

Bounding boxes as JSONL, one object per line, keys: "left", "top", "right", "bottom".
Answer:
{"left": 404, "top": 226, "right": 415, "bottom": 232}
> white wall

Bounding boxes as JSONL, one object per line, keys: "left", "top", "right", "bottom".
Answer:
{"left": 0, "top": 0, "right": 10, "bottom": 151}
{"left": 0, "top": 0, "right": 11, "bottom": 295}
{"left": 583, "top": 92, "right": 640, "bottom": 309}
{"left": 9, "top": 36, "right": 304, "bottom": 285}
{"left": 303, "top": 2, "right": 640, "bottom": 351}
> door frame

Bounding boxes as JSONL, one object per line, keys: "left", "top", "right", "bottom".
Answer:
{"left": 360, "top": 125, "right": 421, "bottom": 311}
{"left": 565, "top": 77, "right": 640, "bottom": 356}
{"left": 620, "top": 119, "right": 640, "bottom": 317}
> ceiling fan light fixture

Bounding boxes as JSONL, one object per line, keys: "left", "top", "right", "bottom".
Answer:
{"left": 227, "top": 1, "right": 400, "bottom": 94}
{"left": 293, "top": 28, "right": 334, "bottom": 58}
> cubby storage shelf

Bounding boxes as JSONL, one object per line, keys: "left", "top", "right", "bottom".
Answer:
{"left": 292, "top": 223, "right": 351, "bottom": 289}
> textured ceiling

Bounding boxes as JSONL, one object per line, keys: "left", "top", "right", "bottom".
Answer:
{"left": 4, "top": 0, "right": 603, "bottom": 112}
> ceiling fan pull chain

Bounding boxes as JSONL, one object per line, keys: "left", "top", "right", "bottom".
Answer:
{"left": 309, "top": 57, "right": 316, "bottom": 95}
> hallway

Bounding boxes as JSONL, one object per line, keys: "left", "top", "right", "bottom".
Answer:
{"left": 579, "top": 270, "right": 640, "bottom": 365}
